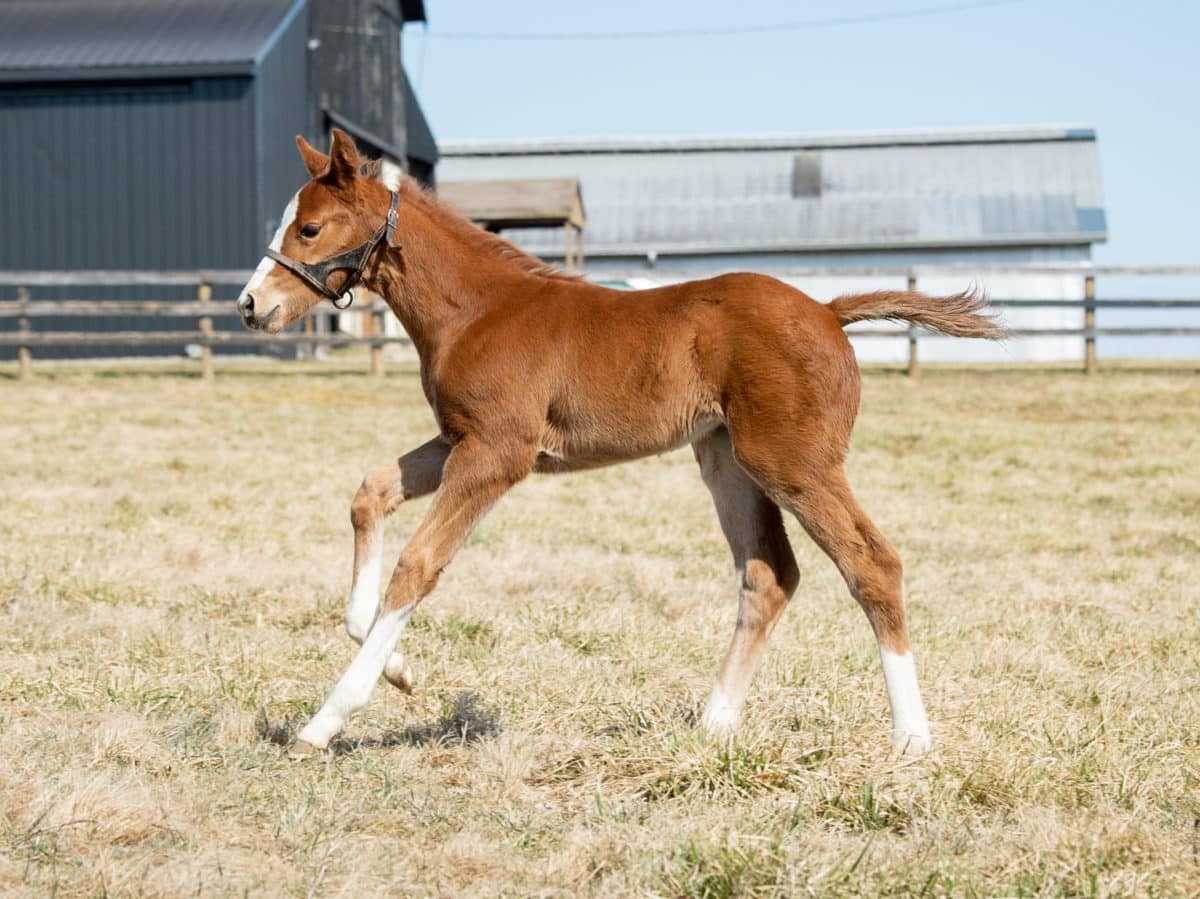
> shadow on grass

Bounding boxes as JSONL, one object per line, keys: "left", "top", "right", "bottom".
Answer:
{"left": 256, "top": 691, "right": 502, "bottom": 755}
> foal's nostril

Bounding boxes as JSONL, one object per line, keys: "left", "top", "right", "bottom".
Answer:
{"left": 239, "top": 293, "right": 255, "bottom": 317}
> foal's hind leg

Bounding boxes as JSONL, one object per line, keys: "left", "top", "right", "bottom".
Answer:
{"left": 347, "top": 436, "right": 449, "bottom": 691}
{"left": 694, "top": 429, "right": 800, "bottom": 732}
{"left": 767, "top": 464, "right": 931, "bottom": 754}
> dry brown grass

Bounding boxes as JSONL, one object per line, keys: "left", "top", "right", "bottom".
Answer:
{"left": 1, "top": 359, "right": 1198, "bottom": 897}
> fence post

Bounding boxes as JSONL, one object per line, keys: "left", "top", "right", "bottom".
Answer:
{"left": 303, "top": 314, "right": 315, "bottom": 361}
{"left": 906, "top": 273, "right": 919, "bottom": 377}
{"left": 1083, "top": 274, "right": 1096, "bottom": 375}
{"left": 370, "top": 302, "right": 385, "bottom": 377}
{"left": 197, "top": 281, "right": 213, "bottom": 381}
{"left": 17, "top": 286, "right": 31, "bottom": 380}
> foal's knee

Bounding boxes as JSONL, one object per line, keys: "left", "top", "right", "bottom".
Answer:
{"left": 350, "top": 483, "right": 378, "bottom": 533}
{"left": 345, "top": 610, "right": 372, "bottom": 644}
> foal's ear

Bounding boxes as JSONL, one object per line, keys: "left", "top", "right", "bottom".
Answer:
{"left": 296, "top": 134, "right": 329, "bottom": 179}
{"left": 327, "top": 128, "right": 360, "bottom": 186}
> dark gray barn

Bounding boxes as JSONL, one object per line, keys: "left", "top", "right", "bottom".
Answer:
{"left": 309, "top": 0, "right": 437, "bottom": 186}
{"left": 0, "top": 0, "right": 434, "bottom": 357}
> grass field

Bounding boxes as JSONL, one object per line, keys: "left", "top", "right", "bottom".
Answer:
{"left": 1, "top": 360, "right": 1198, "bottom": 896}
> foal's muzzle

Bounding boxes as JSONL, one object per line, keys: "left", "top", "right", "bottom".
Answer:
{"left": 237, "top": 293, "right": 278, "bottom": 330}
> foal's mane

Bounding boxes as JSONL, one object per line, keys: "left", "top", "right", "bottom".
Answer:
{"left": 393, "top": 175, "right": 582, "bottom": 283}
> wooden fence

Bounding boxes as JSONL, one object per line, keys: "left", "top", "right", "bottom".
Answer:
{"left": 2, "top": 265, "right": 1199, "bottom": 379}
{"left": 0, "top": 270, "right": 408, "bottom": 380}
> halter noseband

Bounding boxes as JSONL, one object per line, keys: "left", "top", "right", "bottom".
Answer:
{"left": 265, "top": 191, "right": 399, "bottom": 310}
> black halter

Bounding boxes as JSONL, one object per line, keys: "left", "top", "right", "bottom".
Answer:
{"left": 265, "top": 191, "right": 399, "bottom": 310}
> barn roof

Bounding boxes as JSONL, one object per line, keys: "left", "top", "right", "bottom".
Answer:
{"left": 438, "top": 125, "right": 1107, "bottom": 258}
{"left": 0, "top": 0, "right": 306, "bottom": 82}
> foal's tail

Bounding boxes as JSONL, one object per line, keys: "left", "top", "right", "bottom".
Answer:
{"left": 828, "top": 287, "right": 1007, "bottom": 339}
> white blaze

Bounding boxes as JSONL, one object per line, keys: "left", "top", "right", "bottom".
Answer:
{"left": 239, "top": 192, "right": 298, "bottom": 299}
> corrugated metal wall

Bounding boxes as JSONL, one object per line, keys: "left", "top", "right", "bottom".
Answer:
{"left": 438, "top": 134, "right": 1106, "bottom": 259}
{"left": 308, "top": 0, "right": 406, "bottom": 159}
{"left": 0, "top": 76, "right": 259, "bottom": 358}
{"left": 256, "top": 0, "right": 310, "bottom": 245}
{"left": 0, "top": 77, "right": 257, "bottom": 269}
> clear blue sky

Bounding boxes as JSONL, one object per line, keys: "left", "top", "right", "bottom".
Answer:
{"left": 404, "top": 0, "right": 1199, "bottom": 266}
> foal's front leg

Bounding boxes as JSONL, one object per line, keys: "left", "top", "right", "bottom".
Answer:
{"left": 347, "top": 436, "right": 450, "bottom": 691}
{"left": 292, "top": 438, "right": 537, "bottom": 756}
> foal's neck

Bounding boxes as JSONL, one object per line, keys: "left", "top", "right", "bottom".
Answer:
{"left": 365, "top": 180, "right": 566, "bottom": 360}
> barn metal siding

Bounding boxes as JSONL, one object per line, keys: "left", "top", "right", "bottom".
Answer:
{"left": 583, "top": 244, "right": 1093, "bottom": 275}
{"left": 255, "top": 0, "right": 310, "bottom": 245}
{"left": 0, "top": 77, "right": 257, "bottom": 269}
{"left": 308, "top": 0, "right": 407, "bottom": 161}
{"left": 438, "top": 127, "right": 1107, "bottom": 262}
{"left": 0, "top": 76, "right": 258, "bottom": 357}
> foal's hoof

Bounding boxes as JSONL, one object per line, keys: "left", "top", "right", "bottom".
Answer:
{"left": 892, "top": 730, "right": 932, "bottom": 757}
{"left": 383, "top": 658, "right": 415, "bottom": 694}
{"left": 287, "top": 738, "right": 325, "bottom": 760}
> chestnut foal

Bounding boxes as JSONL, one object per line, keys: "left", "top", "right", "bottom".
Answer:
{"left": 237, "top": 130, "right": 1004, "bottom": 758}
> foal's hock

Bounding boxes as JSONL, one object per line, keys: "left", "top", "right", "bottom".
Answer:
{"left": 237, "top": 129, "right": 1006, "bottom": 758}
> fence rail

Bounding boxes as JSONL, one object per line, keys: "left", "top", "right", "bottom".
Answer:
{"left": 2, "top": 266, "right": 1199, "bottom": 380}
{"left": 0, "top": 277, "right": 405, "bottom": 380}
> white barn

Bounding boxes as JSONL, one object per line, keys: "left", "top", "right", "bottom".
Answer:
{"left": 438, "top": 125, "right": 1107, "bottom": 363}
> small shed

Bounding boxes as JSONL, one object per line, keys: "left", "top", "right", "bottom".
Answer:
{"left": 438, "top": 179, "right": 586, "bottom": 270}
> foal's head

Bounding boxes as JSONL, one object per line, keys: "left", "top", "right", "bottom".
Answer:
{"left": 237, "top": 129, "right": 391, "bottom": 332}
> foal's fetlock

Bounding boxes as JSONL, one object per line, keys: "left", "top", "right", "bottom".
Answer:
{"left": 345, "top": 612, "right": 372, "bottom": 645}
{"left": 383, "top": 655, "right": 415, "bottom": 693}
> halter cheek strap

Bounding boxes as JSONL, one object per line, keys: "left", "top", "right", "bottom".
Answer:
{"left": 265, "top": 191, "right": 399, "bottom": 309}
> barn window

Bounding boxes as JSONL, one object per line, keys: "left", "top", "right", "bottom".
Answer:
{"left": 792, "top": 151, "right": 823, "bottom": 197}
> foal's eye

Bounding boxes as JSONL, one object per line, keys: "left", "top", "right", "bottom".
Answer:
{"left": 299, "top": 223, "right": 322, "bottom": 239}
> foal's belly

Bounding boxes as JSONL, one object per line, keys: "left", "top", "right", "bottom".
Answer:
{"left": 535, "top": 412, "right": 723, "bottom": 474}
